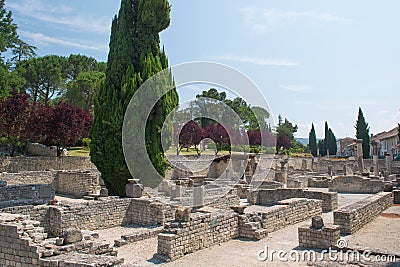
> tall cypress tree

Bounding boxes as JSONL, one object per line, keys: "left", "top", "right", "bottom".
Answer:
{"left": 322, "top": 121, "right": 337, "bottom": 156}
{"left": 355, "top": 107, "right": 370, "bottom": 159}
{"left": 308, "top": 123, "right": 317, "bottom": 157}
{"left": 90, "top": 0, "right": 178, "bottom": 195}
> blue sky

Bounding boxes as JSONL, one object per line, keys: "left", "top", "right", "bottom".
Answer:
{"left": 6, "top": 0, "right": 400, "bottom": 138}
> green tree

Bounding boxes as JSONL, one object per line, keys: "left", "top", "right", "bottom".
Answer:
{"left": 276, "top": 117, "right": 298, "bottom": 142}
{"left": 323, "top": 121, "right": 337, "bottom": 156}
{"left": 0, "top": 0, "right": 18, "bottom": 62}
{"left": 90, "top": 0, "right": 178, "bottom": 195}
{"left": 17, "top": 55, "right": 68, "bottom": 105}
{"left": 0, "top": 63, "right": 24, "bottom": 97}
{"left": 64, "top": 71, "right": 105, "bottom": 113}
{"left": 66, "top": 54, "right": 106, "bottom": 81}
{"left": 10, "top": 39, "right": 37, "bottom": 63}
{"left": 308, "top": 123, "right": 317, "bottom": 157}
{"left": 355, "top": 107, "right": 370, "bottom": 159}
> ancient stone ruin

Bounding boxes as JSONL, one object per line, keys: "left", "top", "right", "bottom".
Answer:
{"left": 0, "top": 153, "right": 399, "bottom": 266}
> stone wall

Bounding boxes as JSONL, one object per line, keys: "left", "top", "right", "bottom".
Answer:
{"left": 0, "top": 171, "right": 56, "bottom": 186}
{"left": 1, "top": 197, "right": 174, "bottom": 237}
{"left": 55, "top": 170, "right": 100, "bottom": 197}
{"left": 333, "top": 192, "right": 393, "bottom": 234}
{"left": 307, "top": 176, "right": 330, "bottom": 188}
{"left": 329, "top": 176, "right": 385, "bottom": 193}
{"left": 207, "top": 189, "right": 240, "bottom": 210}
{"left": 298, "top": 223, "right": 340, "bottom": 249}
{"left": 0, "top": 184, "right": 55, "bottom": 209}
{"left": 0, "top": 156, "right": 95, "bottom": 172}
{"left": 0, "top": 169, "right": 101, "bottom": 198}
{"left": 240, "top": 198, "right": 322, "bottom": 235}
{"left": 0, "top": 213, "right": 123, "bottom": 266}
{"left": 0, "top": 205, "right": 51, "bottom": 232}
{"left": 0, "top": 214, "right": 41, "bottom": 266}
{"left": 254, "top": 188, "right": 338, "bottom": 212}
{"left": 394, "top": 190, "right": 400, "bottom": 204}
{"left": 157, "top": 210, "right": 238, "bottom": 261}
{"left": 128, "top": 198, "right": 175, "bottom": 226}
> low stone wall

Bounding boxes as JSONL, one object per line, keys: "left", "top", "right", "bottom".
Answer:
{"left": 253, "top": 188, "right": 338, "bottom": 212}
{"left": 0, "top": 213, "right": 123, "bottom": 266}
{"left": 394, "top": 190, "right": 400, "bottom": 204}
{"left": 208, "top": 189, "right": 240, "bottom": 210}
{"left": 333, "top": 192, "right": 393, "bottom": 234}
{"left": 0, "top": 171, "right": 56, "bottom": 186}
{"left": 157, "top": 210, "right": 238, "bottom": 261}
{"left": 0, "top": 169, "right": 101, "bottom": 198}
{"left": 241, "top": 199, "right": 322, "bottom": 235}
{"left": 1, "top": 197, "right": 174, "bottom": 237}
{"left": 298, "top": 223, "right": 340, "bottom": 249}
{"left": 329, "top": 176, "right": 385, "bottom": 193}
{"left": 307, "top": 176, "right": 330, "bottom": 188}
{"left": 0, "top": 184, "right": 55, "bottom": 209}
{"left": 129, "top": 198, "right": 174, "bottom": 226}
{"left": 312, "top": 159, "right": 359, "bottom": 174}
{"left": 0, "top": 156, "right": 95, "bottom": 172}
{"left": 55, "top": 170, "right": 100, "bottom": 197}
{"left": 0, "top": 214, "right": 41, "bottom": 266}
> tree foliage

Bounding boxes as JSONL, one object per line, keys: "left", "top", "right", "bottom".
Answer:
{"left": 0, "top": 92, "right": 92, "bottom": 156}
{"left": 0, "top": 91, "right": 30, "bottom": 156}
{"left": 321, "top": 121, "right": 337, "bottom": 156}
{"left": 0, "top": 0, "right": 18, "bottom": 61}
{"left": 90, "top": 0, "right": 178, "bottom": 195}
{"left": 65, "top": 71, "right": 105, "bottom": 113}
{"left": 17, "top": 55, "right": 68, "bottom": 105}
{"left": 355, "top": 107, "right": 370, "bottom": 159}
{"left": 308, "top": 123, "right": 317, "bottom": 157}
{"left": 192, "top": 88, "right": 270, "bottom": 131}
{"left": 178, "top": 120, "right": 203, "bottom": 153}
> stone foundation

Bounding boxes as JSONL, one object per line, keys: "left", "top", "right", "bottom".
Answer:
{"left": 0, "top": 213, "right": 123, "bottom": 267}
{"left": 0, "top": 169, "right": 102, "bottom": 199}
{"left": 298, "top": 224, "right": 340, "bottom": 249}
{"left": 157, "top": 209, "right": 238, "bottom": 261}
{"left": 253, "top": 188, "right": 338, "bottom": 212}
{"left": 240, "top": 198, "right": 322, "bottom": 235}
{"left": 1, "top": 197, "right": 174, "bottom": 237}
{"left": 0, "top": 184, "right": 55, "bottom": 209}
{"left": 329, "top": 176, "right": 385, "bottom": 193}
{"left": 333, "top": 192, "right": 393, "bottom": 234}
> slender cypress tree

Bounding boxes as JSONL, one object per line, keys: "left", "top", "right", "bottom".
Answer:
{"left": 327, "top": 128, "right": 337, "bottom": 155}
{"left": 308, "top": 123, "right": 317, "bottom": 157}
{"left": 355, "top": 107, "right": 370, "bottom": 159}
{"left": 90, "top": 0, "right": 178, "bottom": 195}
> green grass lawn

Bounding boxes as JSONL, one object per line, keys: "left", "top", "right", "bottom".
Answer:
{"left": 68, "top": 147, "right": 90, "bottom": 157}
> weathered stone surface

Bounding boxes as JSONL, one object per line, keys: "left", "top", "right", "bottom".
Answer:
{"left": 63, "top": 228, "right": 83, "bottom": 244}
{"left": 298, "top": 223, "right": 340, "bottom": 249}
{"left": 333, "top": 192, "right": 392, "bottom": 234}
{"left": 311, "top": 216, "right": 324, "bottom": 229}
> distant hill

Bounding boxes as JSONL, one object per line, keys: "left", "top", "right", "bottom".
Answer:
{"left": 295, "top": 138, "right": 323, "bottom": 146}
{"left": 295, "top": 138, "right": 309, "bottom": 146}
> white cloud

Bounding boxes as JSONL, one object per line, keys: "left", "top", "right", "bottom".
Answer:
{"left": 241, "top": 7, "right": 354, "bottom": 33}
{"left": 281, "top": 85, "right": 310, "bottom": 92}
{"left": 7, "top": 0, "right": 110, "bottom": 34}
{"left": 20, "top": 31, "right": 108, "bottom": 52}
{"left": 210, "top": 55, "right": 299, "bottom": 66}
